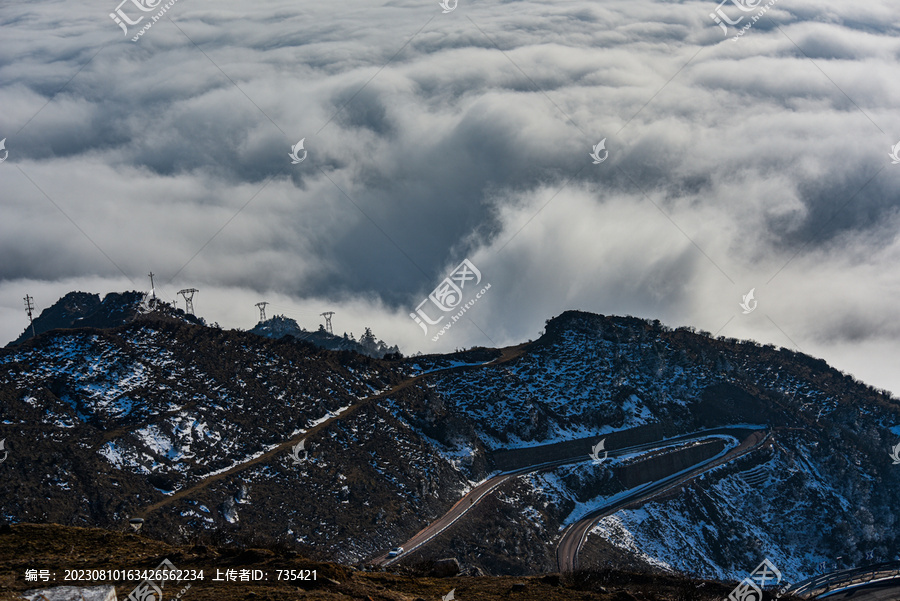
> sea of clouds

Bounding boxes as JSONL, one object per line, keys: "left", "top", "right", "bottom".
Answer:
{"left": 1, "top": 0, "right": 898, "bottom": 392}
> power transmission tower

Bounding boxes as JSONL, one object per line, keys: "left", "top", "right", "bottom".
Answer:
{"left": 256, "top": 302, "right": 269, "bottom": 322}
{"left": 23, "top": 295, "right": 36, "bottom": 339}
{"left": 320, "top": 311, "right": 335, "bottom": 335}
{"left": 178, "top": 288, "right": 198, "bottom": 315}
{"left": 148, "top": 272, "right": 156, "bottom": 297}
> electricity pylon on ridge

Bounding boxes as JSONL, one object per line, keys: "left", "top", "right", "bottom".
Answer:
{"left": 178, "top": 288, "right": 198, "bottom": 315}
{"left": 320, "top": 311, "right": 335, "bottom": 335}
{"left": 256, "top": 302, "right": 269, "bottom": 322}
{"left": 23, "top": 295, "right": 36, "bottom": 339}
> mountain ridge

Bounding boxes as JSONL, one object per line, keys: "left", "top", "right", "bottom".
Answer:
{"left": 1, "top": 295, "right": 898, "bottom": 583}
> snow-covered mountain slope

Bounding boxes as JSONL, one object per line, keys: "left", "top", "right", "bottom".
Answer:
{"left": 408, "top": 312, "right": 900, "bottom": 578}
{"left": 1, "top": 302, "right": 898, "bottom": 581}
{"left": 0, "top": 317, "right": 418, "bottom": 537}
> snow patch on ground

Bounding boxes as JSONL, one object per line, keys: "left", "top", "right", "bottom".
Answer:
{"left": 592, "top": 514, "right": 674, "bottom": 572}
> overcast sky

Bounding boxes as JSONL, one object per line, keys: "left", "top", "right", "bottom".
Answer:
{"left": 1, "top": 0, "right": 899, "bottom": 393}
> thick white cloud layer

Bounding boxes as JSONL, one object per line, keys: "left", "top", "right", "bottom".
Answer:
{"left": 1, "top": 0, "right": 899, "bottom": 393}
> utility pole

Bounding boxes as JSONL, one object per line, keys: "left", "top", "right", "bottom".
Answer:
{"left": 178, "top": 288, "right": 198, "bottom": 315}
{"left": 320, "top": 311, "right": 335, "bottom": 335}
{"left": 23, "top": 295, "right": 36, "bottom": 339}
{"left": 256, "top": 302, "right": 269, "bottom": 322}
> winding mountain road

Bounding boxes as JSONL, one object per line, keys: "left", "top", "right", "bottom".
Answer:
{"left": 133, "top": 340, "right": 768, "bottom": 577}
{"left": 556, "top": 429, "right": 767, "bottom": 572}
{"left": 816, "top": 579, "right": 900, "bottom": 600}
{"left": 787, "top": 562, "right": 900, "bottom": 599}
{"left": 373, "top": 426, "right": 766, "bottom": 569}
